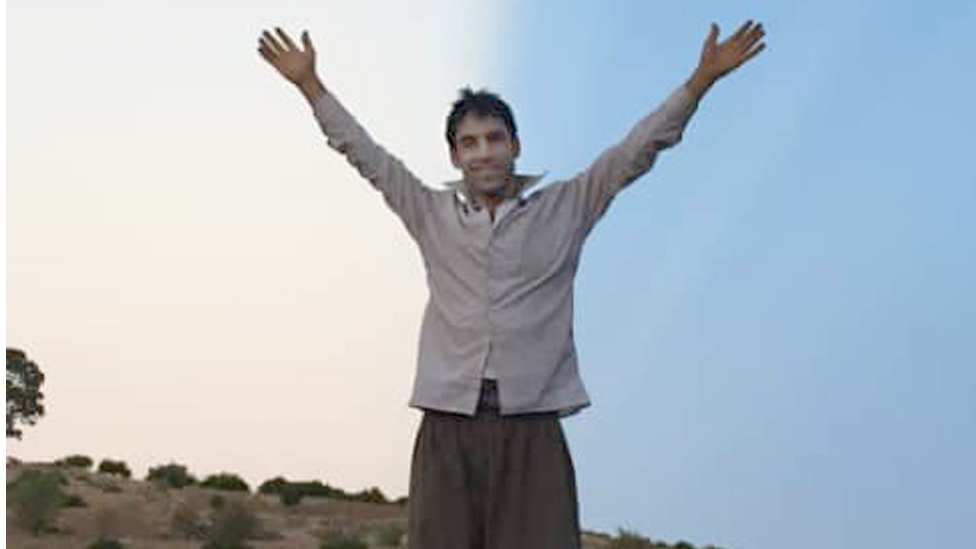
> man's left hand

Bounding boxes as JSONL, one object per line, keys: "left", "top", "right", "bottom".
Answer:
{"left": 697, "top": 20, "right": 766, "bottom": 82}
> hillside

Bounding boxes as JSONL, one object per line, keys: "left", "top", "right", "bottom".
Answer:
{"left": 6, "top": 459, "right": 623, "bottom": 548}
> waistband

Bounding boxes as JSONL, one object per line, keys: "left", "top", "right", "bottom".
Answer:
{"left": 422, "top": 379, "right": 558, "bottom": 419}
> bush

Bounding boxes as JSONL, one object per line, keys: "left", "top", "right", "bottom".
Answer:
{"left": 63, "top": 493, "right": 87, "bottom": 508}
{"left": 56, "top": 454, "right": 94, "bottom": 469}
{"left": 350, "top": 486, "right": 388, "bottom": 504}
{"left": 7, "top": 469, "right": 67, "bottom": 535}
{"left": 146, "top": 462, "right": 196, "bottom": 488}
{"left": 257, "top": 476, "right": 288, "bottom": 495}
{"left": 607, "top": 528, "right": 659, "bottom": 549}
{"left": 201, "top": 473, "right": 250, "bottom": 492}
{"left": 204, "top": 500, "right": 259, "bottom": 549}
{"left": 279, "top": 484, "right": 304, "bottom": 507}
{"left": 100, "top": 482, "right": 123, "bottom": 493}
{"left": 87, "top": 538, "right": 126, "bottom": 549}
{"left": 97, "top": 459, "right": 131, "bottom": 478}
{"left": 289, "top": 480, "right": 343, "bottom": 498}
{"left": 259, "top": 476, "right": 347, "bottom": 504}
{"left": 392, "top": 495, "right": 408, "bottom": 506}
{"left": 320, "top": 534, "right": 367, "bottom": 549}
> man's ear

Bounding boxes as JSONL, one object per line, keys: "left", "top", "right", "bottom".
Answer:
{"left": 512, "top": 138, "right": 521, "bottom": 159}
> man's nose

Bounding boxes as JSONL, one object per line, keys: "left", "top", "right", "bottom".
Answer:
{"left": 472, "top": 139, "right": 491, "bottom": 158}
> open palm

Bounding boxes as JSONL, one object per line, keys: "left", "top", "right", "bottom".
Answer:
{"left": 258, "top": 28, "right": 316, "bottom": 86}
{"left": 698, "top": 20, "right": 766, "bottom": 80}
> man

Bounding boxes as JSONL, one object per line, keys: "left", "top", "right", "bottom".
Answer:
{"left": 259, "top": 19, "right": 765, "bottom": 549}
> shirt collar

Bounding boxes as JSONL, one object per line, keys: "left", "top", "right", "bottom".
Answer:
{"left": 445, "top": 173, "right": 546, "bottom": 205}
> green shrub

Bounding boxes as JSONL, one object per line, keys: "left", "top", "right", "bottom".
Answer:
{"left": 259, "top": 476, "right": 346, "bottom": 504}
{"left": 608, "top": 528, "right": 658, "bottom": 549}
{"left": 7, "top": 469, "right": 67, "bottom": 535}
{"left": 289, "top": 480, "right": 343, "bottom": 498}
{"left": 257, "top": 476, "right": 288, "bottom": 495}
{"left": 391, "top": 495, "right": 408, "bottom": 506}
{"left": 87, "top": 538, "right": 125, "bottom": 549}
{"left": 100, "top": 482, "right": 123, "bottom": 493}
{"left": 201, "top": 473, "right": 250, "bottom": 492}
{"left": 97, "top": 459, "right": 131, "bottom": 478}
{"left": 320, "top": 533, "right": 367, "bottom": 549}
{"left": 279, "top": 484, "right": 303, "bottom": 507}
{"left": 62, "top": 493, "right": 87, "bottom": 507}
{"left": 350, "top": 486, "right": 388, "bottom": 504}
{"left": 146, "top": 462, "right": 196, "bottom": 488}
{"left": 204, "top": 500, "right": 258, "bottom": 549}
{"left": 56, "top": 454, "right": 94, "bottom": 469}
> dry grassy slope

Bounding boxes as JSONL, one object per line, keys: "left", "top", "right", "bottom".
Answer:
{"left": 6, "top": 461, "right": 611, "bottom": 549}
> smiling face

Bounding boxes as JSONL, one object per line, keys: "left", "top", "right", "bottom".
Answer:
{"left": 450, "top": 113, "right": 521, "bottom": 198}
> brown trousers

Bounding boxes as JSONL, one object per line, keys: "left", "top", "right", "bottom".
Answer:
{"left": 407, "top": 380, "right": 581, "bottom": 549}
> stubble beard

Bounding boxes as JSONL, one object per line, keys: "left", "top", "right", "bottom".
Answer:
{"left": 466, "top": 166, "right": 516, "bottom": 199}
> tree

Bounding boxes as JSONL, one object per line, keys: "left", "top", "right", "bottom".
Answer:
{"left": 7, "top": 348, "right": 45, "bottom": 439}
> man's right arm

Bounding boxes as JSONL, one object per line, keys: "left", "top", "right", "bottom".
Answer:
{"left": 258, "top": 28, "right": 431, "bottom": 240}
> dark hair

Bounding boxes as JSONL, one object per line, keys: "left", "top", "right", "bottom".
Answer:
{"left": 445, "top": 87, "right": 518, "bottom": 149}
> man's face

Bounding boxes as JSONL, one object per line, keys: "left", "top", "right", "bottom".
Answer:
{"left": 450, "top": 113, "right": 520, "bottom": 196}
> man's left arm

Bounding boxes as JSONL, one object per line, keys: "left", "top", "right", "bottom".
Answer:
{"left": 570, "top": 20, "right": 766, "bottom": 231}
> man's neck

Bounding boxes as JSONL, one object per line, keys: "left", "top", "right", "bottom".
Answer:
{"left": 468, "top": 176, "right": 520, "bottom": 219}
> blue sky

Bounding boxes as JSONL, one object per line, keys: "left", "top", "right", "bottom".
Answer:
{"left": 498, "top": 1, "right": 975, "bottom": 547}
{"left": 7, "top": 1, "right": 975, "bottom": 548}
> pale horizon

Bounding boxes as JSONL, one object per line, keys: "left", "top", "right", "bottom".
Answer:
{"left": 7, "top": 0, "right": 512, "bottom": 500}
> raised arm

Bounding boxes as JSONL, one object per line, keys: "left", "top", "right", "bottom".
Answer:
{"left": 257, "top": 28, "right": 432, "bottom": 240}
{"left": 569, "top": 20, "right": 766, "bottom": 231}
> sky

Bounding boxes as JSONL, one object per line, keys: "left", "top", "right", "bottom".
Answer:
{"left": 6, "top": 1, "right": 976, "bottom": 548}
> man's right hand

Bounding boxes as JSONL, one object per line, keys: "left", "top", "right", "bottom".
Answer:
{"left": 258, "top": 27, "right": 324, "bottom": 103}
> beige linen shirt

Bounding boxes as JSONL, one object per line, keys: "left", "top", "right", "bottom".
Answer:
{"left": 313, "top": 86, "right": 699, "bottom": 416}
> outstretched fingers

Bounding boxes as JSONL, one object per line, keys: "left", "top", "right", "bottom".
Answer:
{"left": 740, "top": 41, "right": 766, "bottom": 66}
{"left": 301, "top": 30, "right": 315, "bottom": 53}
{"left": 737, "top": 23, "right": 765, "bottom": 61}
{"left": 743, "top": 23, "right": 765, "bottom": 50}
{"left": 720, "top": 21, "right": 760, "bottom": 50}
{"left": 276, "top": 27, "right": 298, "bottom": 51}
{"left": 730, "top": 19, "right": 754, "bottom": 42}
{"left": 258, "top": 27, "right": 314, "bottom": 65}
{"left": 705, "top": 22, "right": 720, "bottom": 48}
{"left": 259, "top": 30, "right": 283, "bottom": 59}
{"left": 722, "top": 21, "right": 765, "bottom": 66}
{"left": 258, "top": 27, "right": 303, "bottom": 57}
